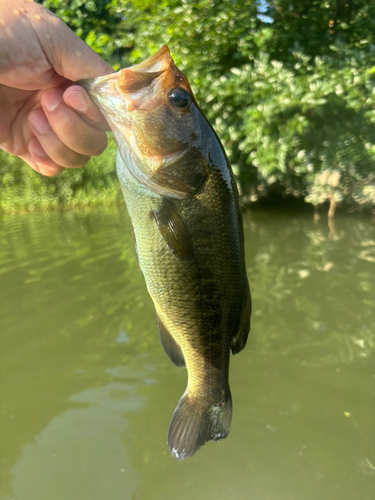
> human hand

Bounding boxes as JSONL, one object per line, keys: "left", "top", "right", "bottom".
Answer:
{"left": 0, "top": 0, "right": 114, "bottom": 176}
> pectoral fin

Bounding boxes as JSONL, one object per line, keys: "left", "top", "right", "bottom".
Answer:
{"left": 156, "top": 315, "right": 185, "bottom": 367}
{"left": 231, "top": 277, "right": 251, "bottom": 355}
{"left": 152, "top": 199, "right": 194, "bottom": 260}
{"left": 151, "top": 171, "right": 196, "bottom": 195}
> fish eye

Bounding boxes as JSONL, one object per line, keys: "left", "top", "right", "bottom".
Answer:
{"left": 168, "top": 88, "right": 191, "bottom": 108}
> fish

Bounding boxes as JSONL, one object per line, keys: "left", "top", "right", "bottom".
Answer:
{"left": 82, "top": 46, "right": 251, "bottom": 460}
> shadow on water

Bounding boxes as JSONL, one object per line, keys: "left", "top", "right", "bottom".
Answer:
{"left": 0, "top": 206, "right": 374, "bottom": 500}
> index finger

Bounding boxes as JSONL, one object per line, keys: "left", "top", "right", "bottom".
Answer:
{"left": 63, "top": 85, "right": 109, "bottom": 131}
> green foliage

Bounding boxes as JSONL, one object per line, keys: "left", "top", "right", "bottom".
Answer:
{"left": 3, "top": 0, "right": 375, "bottom": 212}
{"left": 217, "top": 49, "right": 375, "bottom": 208}
{"left": 265, "top": 0, "right": 375, "bottom": 60}
{"left": 114, "top": 0, "right": 375, "bottom": 209}
{"left": 35, "top": 0, "right": 130, "bottom": 61}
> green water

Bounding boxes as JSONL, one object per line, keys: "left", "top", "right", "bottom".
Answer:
{"left": 0, "top": 206, "right": 374, "bottom": 500}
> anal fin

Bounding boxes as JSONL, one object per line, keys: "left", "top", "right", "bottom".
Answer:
{"left": 231, "top": 276, "right": 251, "bottom": 355}
{"left": 156, "top": 315, "right": 185, "bottom": 367}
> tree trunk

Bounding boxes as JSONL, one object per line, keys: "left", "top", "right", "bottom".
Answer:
{"left": 328, "top": 196, "right": 336, "bottom": 238}
{"left": 328, "top": 195, "right": 336, "bottom": 220}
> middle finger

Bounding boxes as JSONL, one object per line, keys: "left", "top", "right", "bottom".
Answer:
{"left": 42, "top": 88, "right": 108, "bottom": 157}
{"left": 28, "top": 108, "right": 90, "bottom": 168}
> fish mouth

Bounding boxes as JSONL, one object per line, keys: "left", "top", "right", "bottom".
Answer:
{"left": 81, "top": 45, "right": 192, "bottom": 128}
{"left": 80, "top": 46, "right": 178, "bottom": 155}
{"left": 82, "top": 45, "right": 171, "bottom": 94}
{"left": 80, "top": 73, "right": 132, "bottom": 132}
{"left": 80, "top": 46, "right": 196, "bottom": 195}
{"left": 80, "top": 45, "right": 174, "bottom": 118}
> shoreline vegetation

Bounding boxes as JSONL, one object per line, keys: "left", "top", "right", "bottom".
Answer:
{"left": 2, "top": 1, "right": 375, "bottom": 216}
{"left": 1, "top": 139, "right": 120, "bottom": 215}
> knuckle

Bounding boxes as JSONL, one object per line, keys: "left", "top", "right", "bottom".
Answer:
{"left": 52, "top": 111, "right": 106, "bottom": 157}
{"left": 67, "top": 153, "right": 90, "bottom": 169}
{"left": 47, "top": 143, "right": 82, "bottom": 168}
{"left": 74, "top": 132, "right": 107, "bottom": 157}
{"left": 90, "top": 134, "right": 107, "bottom": 156}
{"left": 55, "top": 114, "right": 76, "bottom": 137}
{"left": 0, "top": 123, "right": 9, "bottom": 145}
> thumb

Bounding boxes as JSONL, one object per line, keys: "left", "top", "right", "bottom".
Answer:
{"left": 34, "top": 4, "right": 114, "bottom": 81}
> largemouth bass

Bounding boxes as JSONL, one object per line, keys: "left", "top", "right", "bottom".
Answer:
{"left": 83, "top": 46, "right": 251, "bottom": 460}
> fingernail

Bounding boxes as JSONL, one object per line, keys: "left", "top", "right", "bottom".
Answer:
{"left": 43, "top": 88, "right": 63, "bottom": 112}
{"left": 29, "top": 138, "right": 47, "bottom": 158}
{"left": 29, "top": 109, "right": 50, "bottom": 135}
{"left": 64, "top": 88, "right": 88, "bottom": 112}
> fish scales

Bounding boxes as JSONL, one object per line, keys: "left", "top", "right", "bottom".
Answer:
{"left": 83, "top": 45, "right": 251, "bottom": 460}
{"left": 123, "top": 154, "right": 242, "bottom": 389}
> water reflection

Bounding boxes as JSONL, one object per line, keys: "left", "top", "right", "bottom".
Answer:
{"left": 11, "top": 382, "right": 141, "bottom": 500}
{"left": 244, "top": 211, "right": 375, "bottom": 365}
{"left": 0, "top": 207, "right": 374, "bottom": 500}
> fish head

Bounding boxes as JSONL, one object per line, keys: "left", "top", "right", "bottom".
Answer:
{"left": 83, "top": 46, "right": 200, "bottom": 178}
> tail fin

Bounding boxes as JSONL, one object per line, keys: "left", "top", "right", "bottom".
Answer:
{"left": 167, "top": 390, "right": 232, "bottom": 460}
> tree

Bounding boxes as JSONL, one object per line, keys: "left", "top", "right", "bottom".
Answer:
{"left": 3, "top": 0, "right": 375, "bottom": 214}
{"left": 115, "top": 0, "right": 375, "bottom": 214}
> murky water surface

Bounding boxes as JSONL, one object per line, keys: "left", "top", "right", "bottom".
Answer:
{"left": 0, "top": 206, "right": 374, "bottom": 500}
